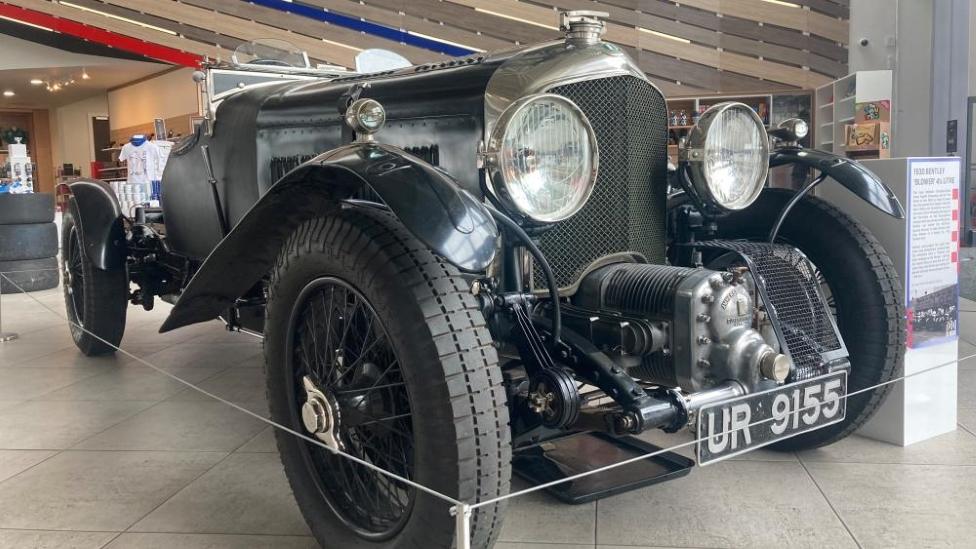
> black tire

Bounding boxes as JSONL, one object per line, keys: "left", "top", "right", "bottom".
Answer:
{"left": 711, "top": 189, "right": 905, "bottom": 450}
{"left": 60, "top": 200, "right": 128, "bottom": 356}
{"left": 0, "top": 222, "right": 58, "bottom": 261}
{"left": 265, "top": 207, "right": 511, "bottom": 549}
{"left": 0, "top": 193, "right": 55, "bottom": 224}
{"left": 0, "top": 257, "right": 59, "bottom": 292}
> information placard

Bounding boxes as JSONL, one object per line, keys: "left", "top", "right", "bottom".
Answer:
{"left": 906, "top": 157, "right": 961, "bottom": 348}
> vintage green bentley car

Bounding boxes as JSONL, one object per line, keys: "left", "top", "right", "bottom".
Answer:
{"left": 60, "top": 11, "right": 904, "bottom": 548}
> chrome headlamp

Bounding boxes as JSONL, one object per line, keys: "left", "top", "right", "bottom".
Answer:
{"left": 485, "top": 94, "right": 599, "bottom": 223}
{"left": 345, "top": 98, "right": 386, "bottom": 140}
{"left": 681, "top": 102, "right": 769, "bottom": 212}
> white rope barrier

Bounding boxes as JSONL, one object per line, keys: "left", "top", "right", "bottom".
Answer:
{"left": 0, "top": 267, "right": 971, "bottom": 549}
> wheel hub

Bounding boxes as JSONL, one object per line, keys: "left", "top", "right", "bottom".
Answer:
{"left": 301, "top": 376, "right": 343, "bottom": 451}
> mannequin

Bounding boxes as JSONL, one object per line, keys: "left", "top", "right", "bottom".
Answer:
{"left": 118, "top": 134, "right": 162, "bottom": 206}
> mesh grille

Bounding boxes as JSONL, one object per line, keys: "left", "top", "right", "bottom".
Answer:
{"left": 535, "top": 76, "right": 668, "bottom": 289}
{"left": 704, "top": 241, "right": 844, "bottom": 381}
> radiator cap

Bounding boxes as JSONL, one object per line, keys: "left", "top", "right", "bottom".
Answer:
{"left": 560, "top": 10, "right": 607, "bottom": 45}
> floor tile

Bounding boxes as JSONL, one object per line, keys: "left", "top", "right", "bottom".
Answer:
{"left": 6, "top": 346, "right": 133, "bottom": 370}
{"left": 0, "top": 401, "right": 21, "bottom": 414}
{"left": 0, "top": 325, "right": 76, "bottom": 366}
{"left": 958, "top": 338, "right": 976, "bottom": 362}
{"left": 0, "top": 365, "right": 112, "bottom": 400}
{"left": 798, "top": 431, "right": 976, "bottom": 465}
{"left": 0, "top": 400, "right": 155, "bottom": 450}
{"left": 499, "top": 479, "right": 595, "bottom": 545}
{"left": 184, "top": 325, "right": 264, "bottom": 345}
{"left": 958, "top": 367, "right": 976, "bottom": 408}
{"left": 805, "top": 461, "right": 976, "bottom": 548}
{"left": 131, "top": 452, "right": 310, "bottom": 536}
{"left": 135, "top": 343, "right": 261, "bottom": 372}
{"left": 958, "top": 407, "right": 976, "bottom": 433}
{"left": 41, "top": 366, "right": 227, "bottom": 401}
{"left": 167, "top": 367, "right": 268, "bottom": 405}
{"left": 0, "top": 529, "right": 118, "bottom": 549}
{"left": 597, "top": 546, "right": 690, "bottom": 549}
{"left": 496, "top": 544, "right": 593, "bottom": 549}
{"left": 0, "top": 450, "right": 226, "bottom": 531}
{"left": 235, "top": 427, "right": 277, "bottom": 453}
{"left": 74, "top": 401, "right": 267, "bottom": 452}
{"left": 0, "top": 450, "right": 56, "bottom": 483}
{"left": 105, "top": 533, "right": 317, "bottom": 549}
{"left": 0, "top": 307, "right": 64, "bottom": 335}
{"left": 118, "top": 320, "right": 228, "bottom": 348}
{"left": 595, "top": 460, "right": 856, "bottom": 548}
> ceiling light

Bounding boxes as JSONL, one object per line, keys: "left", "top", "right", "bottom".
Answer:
{"left": 761, "top": 0, "right": 801, "bottom": 6}
{"left": 2, "top": 91, "right": 14, "bottom": 97}
{"left": 474, "top": 8, "right": 558, "bottom": 30}
{"left": 0, "top": 15, "right": 54, "bottom": 32}
{"left": 30, "top": 79, "right": 44, "bottom": 85}
{"left": 81, "top": 70, "right": 90, "bottom": 80}
{"left": 58, "top": 1, "right": 178, "bottom": 35}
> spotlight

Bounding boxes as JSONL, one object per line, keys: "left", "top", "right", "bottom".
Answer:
{"left": 81, "top": 70, "right": 90, "bottom": 80}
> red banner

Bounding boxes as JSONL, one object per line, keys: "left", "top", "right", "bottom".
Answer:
{"left": 0, "top": 3, "right": 203, "bottom": 67}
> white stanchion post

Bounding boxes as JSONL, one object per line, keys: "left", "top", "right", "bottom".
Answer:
{"left": 453, "top": 503, "right": 472, "bottom": 549}
{"left": 0, "top": 275, "right": 18, "bottom": 342}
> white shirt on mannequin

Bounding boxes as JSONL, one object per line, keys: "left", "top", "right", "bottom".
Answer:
{"left": 119, "top": 140, "right": 163, "bottom": 189}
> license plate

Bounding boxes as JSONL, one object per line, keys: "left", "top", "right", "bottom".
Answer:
{"left": 696, "top": 371, "right": 848, "bottom": 465}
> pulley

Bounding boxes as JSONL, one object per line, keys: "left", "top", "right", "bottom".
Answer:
{"left": 527, "top": 368, "right": 580, "bottom": 429}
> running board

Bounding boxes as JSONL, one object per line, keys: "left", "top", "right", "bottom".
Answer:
{"left": 512, "top": 432, "right": 694, "bottom": 505}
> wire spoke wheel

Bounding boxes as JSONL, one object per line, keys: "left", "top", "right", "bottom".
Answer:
{"left": 66, "top": 226, "right": 86, "bottom": 326}
{"left": 267, "top": 210, "right": 509, "bottom": 548}
{"left": 288, "top": 277, "right": 415, "bottom": 540}
{"left": 58, "top": 200, "right": 127, "bottom": 356}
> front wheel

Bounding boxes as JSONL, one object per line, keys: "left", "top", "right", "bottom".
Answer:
{"left": 60, "top": 199, "right": 128, "bottom": 355}
{"left": 708, "top": 189, "right": 905, "bottom": 450}
{"left": 264, "top": 207, "right": 511, "bottom": 548}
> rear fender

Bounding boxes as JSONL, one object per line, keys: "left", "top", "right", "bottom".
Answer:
{"left": 65, "top": 178, "right": 125, "bottom": 270}
{"left": 159, "top": 142, "right": 498, "bottom": 332}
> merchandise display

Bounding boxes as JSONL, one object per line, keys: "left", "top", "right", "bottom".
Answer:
{"left": 114, "top": 134, "right": 168, "bottom": 211}
{"left": 0, "top": 139, "right": 34, "bottom": 194}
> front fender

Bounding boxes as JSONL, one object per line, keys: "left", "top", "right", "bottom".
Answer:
{"left": 159, "top": 142, "right": 498, "bottom": 333}
{"left": 66, "top": 178, "right": 125, "bottom": 270}
{"left": 770, "top": 148, "right": 904, "bottom": 218}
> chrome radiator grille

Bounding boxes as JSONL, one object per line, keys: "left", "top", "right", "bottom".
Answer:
{"left": 537, "top": 75, "right": 669, "bottom": 290}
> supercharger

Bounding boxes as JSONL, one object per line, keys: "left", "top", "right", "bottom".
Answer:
{"left": 571, "top": 262, "right": 792, "bottom": 398}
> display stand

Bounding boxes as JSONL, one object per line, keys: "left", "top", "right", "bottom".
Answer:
{"left": 819, "top": 157, "right": 961, "bottom": 445}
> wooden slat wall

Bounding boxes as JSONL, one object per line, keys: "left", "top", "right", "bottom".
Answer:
{"left": 5, "top": 0, "right": 849, "bottom": 94}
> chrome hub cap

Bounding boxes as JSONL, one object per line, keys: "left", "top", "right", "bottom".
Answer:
{"left": 300, "top": 376, "right": 342, "bottom": 451}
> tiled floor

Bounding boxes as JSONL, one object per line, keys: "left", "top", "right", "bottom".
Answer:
{"left": 0, "top": 287, "right": 974, "bottom": 549}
